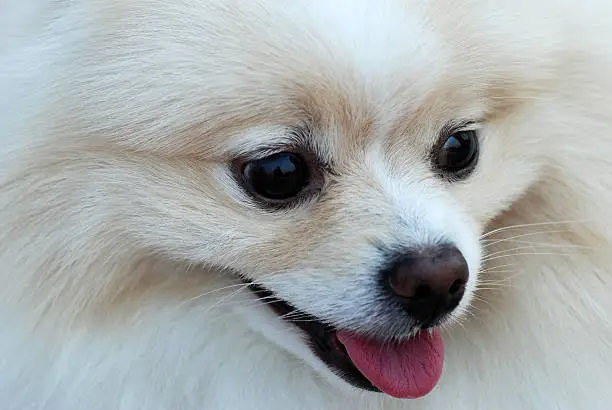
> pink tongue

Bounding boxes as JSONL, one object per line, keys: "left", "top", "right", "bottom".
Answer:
{"left": 336, "top": 329, "right": 444, "bottom": 399}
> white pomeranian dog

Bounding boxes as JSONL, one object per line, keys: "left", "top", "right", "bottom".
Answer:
{"left": 1, "top": 0, "right": 612, "bottom": 409}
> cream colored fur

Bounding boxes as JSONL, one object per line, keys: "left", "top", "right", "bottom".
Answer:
{"left": 1, "top": 0, "right": 612, "bottom": 409}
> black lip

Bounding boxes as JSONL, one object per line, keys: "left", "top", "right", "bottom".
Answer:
{"left": 248, "top": 283, "right": 380, "bottom": 393}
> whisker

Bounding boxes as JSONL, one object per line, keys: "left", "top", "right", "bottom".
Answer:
{"left": 221, "top": 296, "right": 284, "bottom": 309}
{"left": 183, "top": 282, "right": 251, "bottom": 303}
{"left": 477, "top": 276, "right": 515, "bottom": 285}
{"left": 483, "top": 245, "right": 584, "bottom": 259}
{"left": 480, "top": 220, "right": 588, "bottom": 239}
{"left": 482, "top": 251, "right": 578, "bottom": 263}
{"left": 480, "top": 263, "right": 518, "bottom": 272}
{"left": 489, "top": 241, "right": 594, "bottom": 251}
{"left": 475, "top": 285, "right": 510, "bottom": 291}
{"left": 199, "top": 286, "right": 250, "bottom": 315}
{"left": 482, "top": 229, "right": 573, "bottom": 247}
{"left": 280, "top": 318, "right": 320, "bottom": 324}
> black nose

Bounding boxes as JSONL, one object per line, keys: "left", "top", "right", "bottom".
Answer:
{"left": 383, "top": 245, "right": 469, "bottom": 326}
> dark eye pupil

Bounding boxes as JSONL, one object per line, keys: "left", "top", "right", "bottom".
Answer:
{"left": 243, "top": 153, "right": 309, "bottom": 200}
{"left": 436, "top": 130, "right": 478, "bottom": 174}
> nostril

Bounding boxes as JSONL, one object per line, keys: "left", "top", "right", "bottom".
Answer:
{"left": 410, "top": 284, "right": 432, "bottom": 301}
{"left": 448, "top": 279, "right": 466, "bottom": 295}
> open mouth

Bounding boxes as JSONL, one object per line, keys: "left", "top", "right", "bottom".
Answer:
{"left": 249, "top": 283, "right": 445, "bottom": 399}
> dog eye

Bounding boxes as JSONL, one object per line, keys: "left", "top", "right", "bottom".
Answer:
{"left": 242, "top": 152, "right": 310, "bottom": 201}
{"left": 433, "top": 130, "right": 479, "bottom": 179}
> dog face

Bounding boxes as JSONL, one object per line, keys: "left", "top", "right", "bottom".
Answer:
{"left": 26, "top": 0, "right": 560, "bottom": 399}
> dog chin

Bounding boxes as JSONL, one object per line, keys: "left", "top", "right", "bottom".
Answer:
{"left": 231, "top": 288, "right": 360, "bottom": 395}
{"left": 232, "top": 282, "right": 455, "bottom": 400}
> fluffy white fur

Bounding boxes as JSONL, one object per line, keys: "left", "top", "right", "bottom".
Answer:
{"left": 2, "top": 0, "right": 612, "bottom": 409}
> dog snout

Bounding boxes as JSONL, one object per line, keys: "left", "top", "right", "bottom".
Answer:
{"left": 383, "top": 245, "right": 469, "bottom": 326}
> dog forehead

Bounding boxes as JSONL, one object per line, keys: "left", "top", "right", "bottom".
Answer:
{"left": 207, "top": 0, "right": 450, "bottom": 151}
{"left": 193, "top": 0, "right": 447, "bottom": 107}
{"left": 284, "top": 0, "right": 446, "bottom": 81}
{"left": 96, "top": 0, "right": 456, "bottom": 157}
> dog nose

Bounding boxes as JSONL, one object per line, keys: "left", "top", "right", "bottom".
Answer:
{"left": 384, "top": 245, "right": 469, "bottom": 325}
